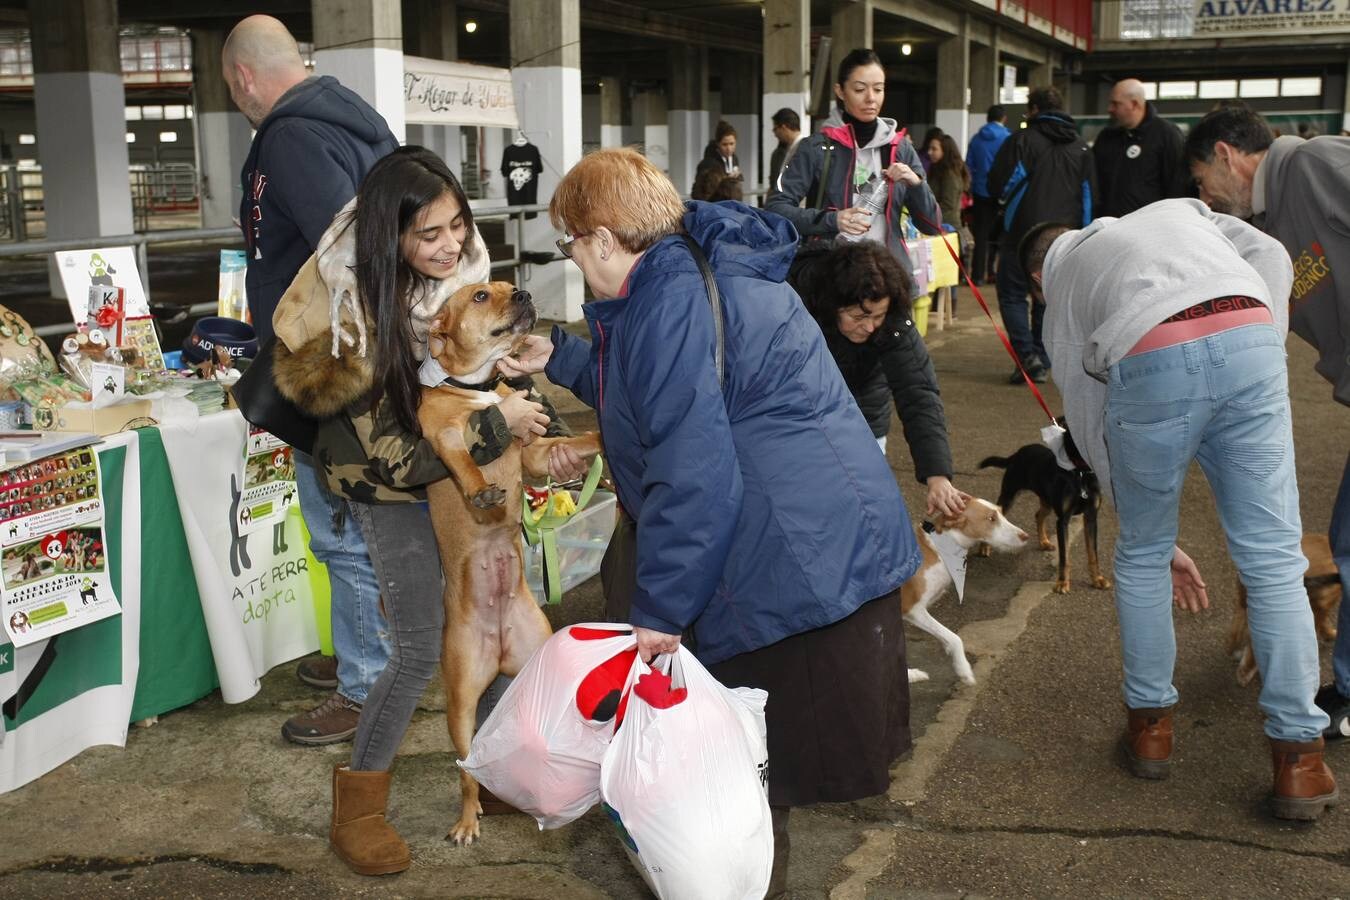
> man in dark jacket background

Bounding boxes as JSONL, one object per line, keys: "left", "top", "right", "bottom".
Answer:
{"left": 766, "top": 108, "right": 804, "bottom": 204}
{"left": 966, "top": 105, "right": 1011, "bottom": 285}
{"left": 1093, "top": 78, "right": 1188, "bottom": 218}
{"left": 223, "top": 14, "right": 398, "bottom": 746}
{"left": 988, "top": 86, "right": 1095, "bottom": 383}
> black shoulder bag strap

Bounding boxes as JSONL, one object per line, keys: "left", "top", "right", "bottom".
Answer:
{"left": 813, "top": 140, "right": 835, "bottom": 212}
{"left": 679, "top": 233, "right": 725, "bottom": 389}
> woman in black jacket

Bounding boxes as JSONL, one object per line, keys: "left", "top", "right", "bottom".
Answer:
{"left": 789, "top": 239, "right": 966, "bottom": 516}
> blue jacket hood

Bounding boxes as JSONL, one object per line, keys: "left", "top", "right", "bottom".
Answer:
{"left": 681, "top": 200, "right": 800, "bottom": 282}
{"left": 973, "top": 121, "right": 1010, "bottom": 144}
{"left": 262, "top": 75, "right": 392, "bottom": 144}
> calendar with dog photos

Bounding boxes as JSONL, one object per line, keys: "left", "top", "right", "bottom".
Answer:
{"left": 238, "top": 426, "right": 298, "bottom": 535}
{"left": 0, "top": 446, "right": 117, "bottom": 647}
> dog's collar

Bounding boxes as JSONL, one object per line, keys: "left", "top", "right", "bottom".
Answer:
{"left": 439, "top": 372, "right": 502, "bottom": 392}
{"left": 419, "top": 355, "right": 501, "bottom": 392}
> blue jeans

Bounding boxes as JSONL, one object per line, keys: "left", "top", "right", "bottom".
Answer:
{"left": 1331, "top": 452, "right": 1350, "bottom": 696}
{"left": 1105, "top": 324, "right": 1328, "bottom": 741}
{"left": 293, "top": 452, "right": 388, "bottom": 704}
{"left": 995, "top": 248, "right": 1047, "bottom": 368}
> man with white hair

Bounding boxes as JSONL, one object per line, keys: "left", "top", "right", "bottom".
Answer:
{"left": 224, "top": 14, "right": 398, "bottom": 747}
{"left": 1092, "top": 78, "right": 1188, "bottom": 218}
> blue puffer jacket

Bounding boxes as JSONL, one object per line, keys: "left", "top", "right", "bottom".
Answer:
{"left": 966, "top": 121, "right": 1010, "bottom": 199}
{"left": 546, "top": 201, "right": 920, "bottom": 665}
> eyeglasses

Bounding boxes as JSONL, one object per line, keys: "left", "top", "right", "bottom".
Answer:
{"left": 556, "top": 232, "right": 590, "bottom": 259}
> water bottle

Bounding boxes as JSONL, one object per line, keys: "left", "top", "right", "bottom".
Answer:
{"left": 838, "top": 176, "right": 889, "bottom": 243}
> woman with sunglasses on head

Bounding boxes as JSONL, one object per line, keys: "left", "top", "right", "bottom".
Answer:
{"left": 500, "top": 148, "right": 921, "bottom": 898}
{"left": 270, "top": 145, "right": 583, "bottom": 876}
{"left": 767, "top": 47, "right": 945, "bottom": 298}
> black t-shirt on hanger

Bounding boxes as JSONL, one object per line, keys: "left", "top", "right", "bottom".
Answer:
{"left": 502, "top": 141, "right": 543, "bottom": 218}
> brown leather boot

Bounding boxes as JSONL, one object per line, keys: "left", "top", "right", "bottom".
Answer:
{"left": 1120, "top": 707, "right": 1173, "bottom": 780}
{"left": 330, "top": 764, "right": 411, "bottom": 875}
{"left": 1270, "top": 737, "right": 1338, "bottom": 821}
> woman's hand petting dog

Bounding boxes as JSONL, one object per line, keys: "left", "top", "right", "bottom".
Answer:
{"left": 547, "top": 443, "right": 589, "bottom": 483}
{"left": 925, "top": 475, "right": 968, "bottom": 518}
{"left": 634, "top": 625, "right": 681, "bottom": 662}
{"left": 496, "top": 334, "right": 553, "bottom": 377}
{"left": 1171, "top": 546, "right": 1209, "bottom": 614}
{"left": 499, "top": 390, "right": 549, "bottom": 445}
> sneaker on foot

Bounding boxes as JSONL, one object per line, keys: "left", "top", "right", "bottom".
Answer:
{"left": 1315, "top": 684, "right": 1350, "bottom": 740}
{"left": 1008, "top": 363, "right": 1047, "bottom": 385}
{"left": 282, "top": 692, "right": 361, "bottom": 746}
{"left": 296, "top": 654, "right": 338, "bottom": 690}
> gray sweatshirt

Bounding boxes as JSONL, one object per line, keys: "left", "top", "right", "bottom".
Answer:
{"left": 1254, "top": 134, "right": 1350, "bottom": 407}
{"left": 1041, "top": 198, "right": 1293, "bottom": 503}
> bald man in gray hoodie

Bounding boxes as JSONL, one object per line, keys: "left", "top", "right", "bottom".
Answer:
{"left": 1023, "top": 198, "right": 1337, "bottom": 822}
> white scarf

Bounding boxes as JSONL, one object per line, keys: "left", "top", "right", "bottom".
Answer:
{"left": 314, "top": 197, "right": 493, "bottom": 361}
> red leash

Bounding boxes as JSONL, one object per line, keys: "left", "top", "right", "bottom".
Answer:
{"left": 911, "top": 211, "right": 1059, "bottom": 428}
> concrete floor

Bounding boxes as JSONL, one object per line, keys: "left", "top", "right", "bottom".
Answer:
{"left": 0, "top": 298, "right": 1347, "bottom": 898}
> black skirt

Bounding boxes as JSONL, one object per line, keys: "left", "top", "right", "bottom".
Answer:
{"left": 707, "top": 589, "right": 910, "bottom": 807}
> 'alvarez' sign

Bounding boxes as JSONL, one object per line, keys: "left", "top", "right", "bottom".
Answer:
{"left": 1193, "top": 0, "right": 1350, "bottom": 36}
{"left": 403, "top": 56, "right": 519, "bottom": 128}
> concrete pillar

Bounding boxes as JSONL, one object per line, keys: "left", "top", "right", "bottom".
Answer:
{"left": 668, "top": 45, "right": 709, "bottom": 197}
{"left": 1343, "top": 60, "right": 1350, "bottom": 133}
{"left": 719, "top": 55, "right": 759, "bottom": 189}
{"left": 192, "top": 29, "right": 254, "bottom": 229}
{"left": 30, "top": 0, "right": 133, "bottom": 299}
{"left": 404, "top": 0, "right": 463, "bottom": 179}
{"left": 510, "top": 0, "right": 583, "bottom": 322}
{"left": 968, "top": 38, "right": 997, "bottom": 143}
{"left": 636, "top": 92, "right": 668, "bottom": 172}
{"left": 935, "top": 18, "right": 970, "bottom": 149}
{"left": 599, "top": 76, "right": 623, "bottom": 148}
{"left": 831, "top": 0, "right": 873, "bottom": 91}
{"left": 313, "top": 0, "right": 406, "bottom": 144}
{"left": 763, "top": 0, "right": 810, "bottom": 179}
{"left": 481, "top": 127, "right": 506, "bottom": 199}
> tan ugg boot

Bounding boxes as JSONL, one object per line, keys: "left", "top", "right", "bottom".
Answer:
{"left": 1270, "top": 737, "right": 1338, "bottom": 821}
{"left": 330, "top": 764, "right": 411, "bottom": 875}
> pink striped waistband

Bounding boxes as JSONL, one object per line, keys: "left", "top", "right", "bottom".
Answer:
{"left": 1126, "top": 305, "right": 1273, "bottom": 358}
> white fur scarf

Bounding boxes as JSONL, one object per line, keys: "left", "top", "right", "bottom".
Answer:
{"left": 314, "top": 196, "right": 493, "bottom": 361}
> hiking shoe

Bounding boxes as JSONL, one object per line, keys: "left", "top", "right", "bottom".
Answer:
{"left": 1315, "top": 684, "right": 1350, "bottom": 740}
{"left": 282, "top": 692, "right": 362, "bottom": 746}
{"left": 297, "top": 654, "right": 338, "bottom": 690}
{"left": 1008, "top": 363, "right": 1047, "bottom": 385}
{"left": 1121, "top": 706, "right": 1173, "bottom": 780}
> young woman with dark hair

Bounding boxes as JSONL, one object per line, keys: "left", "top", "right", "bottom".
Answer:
{"left": 927, "top": 132, "right": 975, "bottom": 316}
{"left": 767, "top": 47, "right": 944, "bottom": 299}
{"left": 271, "top": 145, "right": 583, "bottom": 875}
{"left": 788, "top": 239, "right": 965, "bottom": 517}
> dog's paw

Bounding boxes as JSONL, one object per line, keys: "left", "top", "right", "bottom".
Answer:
{"left": 446, "top": 815, "right": 481, "bottom": 846}
{"left": 1053, "top": 580, "right": 1071, "bottom": 594}
{"left": 956, "top": 667, "right": 977, "bottom": 686}
{"left": 470, "top": 484, "right": 507, "bottom": 509}
{"left": 1039, "top": 539, "right": 1055, "bottom": 551}
{"left": 907, "top": 668, "right": 930, "bottom": 683}
{"left": 1091, "top": 575, "right": 1112, "bottom": 590}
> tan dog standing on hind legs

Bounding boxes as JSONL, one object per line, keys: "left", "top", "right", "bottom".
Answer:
{"left": 417, "top": 281, "right": 602, "bottom": 845}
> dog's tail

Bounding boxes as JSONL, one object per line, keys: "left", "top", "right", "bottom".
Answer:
{"left": 978, "top": 455, "right": 1012, "bottom": 470}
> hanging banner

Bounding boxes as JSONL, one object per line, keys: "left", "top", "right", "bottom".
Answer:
{"left": 0, "top": 447, "right": 117, "bottom": 648}
{"left": 239, "top": 427, "right": 297, "bottom": 535}
{"left": 158, "top": 412, "right": 319, "bottom": 703}
{"left": 404, "top": 56, "right": 519, "bottom": 128}
{"left": 1193, "top": 0, "right": 1350, "bottom": 36}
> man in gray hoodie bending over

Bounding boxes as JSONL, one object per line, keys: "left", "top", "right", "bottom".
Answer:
{"left": 1185, "top": 106, "right": 1350, "bottom": 744}
{"left": 1022, "top": 198, "right": 1336, "bottom": 821}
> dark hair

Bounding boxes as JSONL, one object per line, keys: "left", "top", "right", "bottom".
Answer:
{"left": 772, "top": 107, "right": 801, "bottom": 130}
{"left": 1184, "top": 105, "right": 1274, "bottom": 164}
{"left": 920, "top": 127, "right": 944, "bottom": 152}
{"left": 691, "top": 167, "right": 743, "bottom": 202}
{"left": 930, "top": 133, "right": 970, "bottom": 191}
{"left": 836, "top": 48, "right": 883, "bottom": 92}
{"left": 352, "top": 145, "right": 475, "bottom": 437}
{"left": 714, "top": 120, "right": 737, "bottom": 142}
{"left": 987, "top": 104, "right": 1005, "bottom": 122}
{"left": 1017, "top": 221, "right": 1074, "bottom": 280}
{"left": 787, "top": 240, "right": 912, "bottom": 337}
{"left": 1027, "top": 86, "right": 1063, "bottom": 114}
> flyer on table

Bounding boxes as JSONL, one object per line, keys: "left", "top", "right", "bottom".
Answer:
{"left": 0, "top": 447, "right": 118, "bottom": 648}
{"left": 238, "top": 427, "right": 298, "bottom": 535}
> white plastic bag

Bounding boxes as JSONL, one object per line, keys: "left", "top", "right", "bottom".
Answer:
{"left": 599, "top": 646, "right": 772, "bottom": 900}
{"left": 461, "top": 622, "right": 639, "bottom": 829}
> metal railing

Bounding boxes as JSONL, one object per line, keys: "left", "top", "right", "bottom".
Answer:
{"left": 9, "top": 191, "right": 771, "bottom": 338}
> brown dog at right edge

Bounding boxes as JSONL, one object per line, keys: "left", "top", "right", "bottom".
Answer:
{"left": 417, "top": 281, "right": 602, "bottom": 846}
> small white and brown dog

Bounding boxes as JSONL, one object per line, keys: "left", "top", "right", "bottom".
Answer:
{"left": 902, "top": 498, "right": 1029, "bottom": 685}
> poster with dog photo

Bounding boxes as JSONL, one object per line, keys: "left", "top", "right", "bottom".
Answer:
{"left": 0, "top": 447, "right": 117, "bottom": 648}
{"left": 237, "top": 427, "right": 298, "bottom": 536}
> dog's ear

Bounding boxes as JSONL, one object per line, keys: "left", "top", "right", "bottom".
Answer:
{"left": 932, "top": 511, "right": 965, "bottom": 534}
